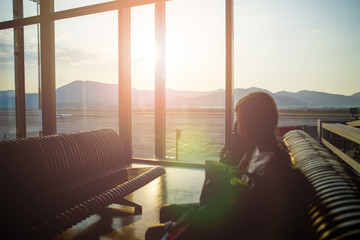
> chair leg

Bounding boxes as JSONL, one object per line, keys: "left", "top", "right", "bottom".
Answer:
{"left": 116, "top": 198, "right": 142, "bottom": 214}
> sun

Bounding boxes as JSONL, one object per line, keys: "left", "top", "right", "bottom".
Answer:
{"left": 131, "top": 39, "right": 157, "bottom": 65}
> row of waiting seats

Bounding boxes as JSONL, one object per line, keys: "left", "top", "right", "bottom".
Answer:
{"left": 0, "top": 128, "right": 165, "bottom": 239}
{"left": 283, "top": 130, "right": 360, "bottom": 240}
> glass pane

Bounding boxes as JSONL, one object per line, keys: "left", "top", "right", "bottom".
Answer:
{"left": 23, "top": 0, "right": 40, "bottom": 18}
{"left": 131, "top": 4, "right": 155, "bottom": 158}
{"left": 0, "top": 29, "right": 16, "bottom": 140}
{"left": 55, "top": 11, "right": 118, "bottom": 134}
{"left": 0, "top": 1, "right": 13, "bottom": 22}
{"left": 55, "top": 0, "right": 114, "bottom": 12}
{"left": 24, "top": 24, "right": 41, "bottom": 137}
{"left": 165, "top": 0, "right": 225, "bottom": 163}
{"left": 234, "top": 0, "right": 360, "bottom": 138}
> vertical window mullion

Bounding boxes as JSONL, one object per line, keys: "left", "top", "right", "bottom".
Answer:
{"left": 118, "top": 6, "right": 132, "bottom": 160}
{"left": 225, "top": 0, "right": 234, "bottom": 148}
{"left": 155, "top": 2, "right": 166, "bottom": 159}
{"left": 40, "top": 0, "right": 56, "bottom": 136}
{"left": 13, "top": 0, "right": 26, "bottom": 139}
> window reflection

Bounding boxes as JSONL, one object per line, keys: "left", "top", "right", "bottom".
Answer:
{"left": 0, "top": 0, "right": 39, "bottom": 22}
{"left": 24, "top": 0, "right": 40, "bottom": 18}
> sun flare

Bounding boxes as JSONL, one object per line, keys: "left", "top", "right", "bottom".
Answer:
{"left": 132, "top": 40, "right": 157, "bottom": 64}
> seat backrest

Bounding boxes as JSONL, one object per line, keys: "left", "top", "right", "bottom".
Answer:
{"left": 1, "top": 128, "right": 128, "bottom": 228}
{"left": 283, "top": 130, "right": 360, "bottom": 240}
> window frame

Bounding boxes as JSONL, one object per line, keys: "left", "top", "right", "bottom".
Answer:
{"left": 0, "top": 0, "right": 234, "bottom": 165}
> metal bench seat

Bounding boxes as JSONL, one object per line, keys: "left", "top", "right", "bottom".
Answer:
{"left": 0, "top": 128, "right": 165, "bottom": 239}
{"left": 284, "top": 130, "right": 360, "bottom": 240}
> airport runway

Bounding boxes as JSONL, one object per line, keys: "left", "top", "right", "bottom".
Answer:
{"left": 0, "top": 109, "right": 355, "bottom": 163}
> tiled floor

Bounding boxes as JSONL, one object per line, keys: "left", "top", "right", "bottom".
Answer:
{"left": 54, "top": 165, "right": 205, "bottom": 240}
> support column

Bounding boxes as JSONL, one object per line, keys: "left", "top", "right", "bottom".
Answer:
{"left": 118, "top": 7, "right": 132, "bottom": 160}
{"left": 40, "top": 0, "right": 56, "bottom": 136}
{"left": 225, "top": 0, "right": 234, "bottom": 148}
{"left": 317, "top": 119, "right": 323, "bottom": 143}
{"left": 155, "top": 2, "right": 166, "bottom": 159}
{"left": 13, "top": 0, "right": 26, "bottom": 139}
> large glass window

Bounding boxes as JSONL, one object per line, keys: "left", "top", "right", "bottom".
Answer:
{"left": 55, "top": 11, "right": 118, "bottom": 133}
{"left": 165, "top": 0, "right": 226, "bottom": 163}
{"left": 0, "top": 1, "right": 40, "bottom": 140}
{"left": 0, "top": 29, "right": 16, "bottom": 140}
{"left": 234, "top": 0, "right": 360, "bottom": 138}
{"left": 4, "top": 0, "right": 357, "bottom": 164}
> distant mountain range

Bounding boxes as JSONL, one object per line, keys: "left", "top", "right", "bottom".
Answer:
{"left": 0, "top": 80, "right": 359, "bottom": 109}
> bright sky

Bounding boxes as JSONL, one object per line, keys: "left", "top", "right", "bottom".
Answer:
{"left": 0, "top": 0, "right": 359, "bottom": 95}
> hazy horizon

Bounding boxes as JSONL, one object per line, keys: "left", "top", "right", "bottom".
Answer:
{"left": 1, "top": 79, "right": 360, "bottom": 96}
